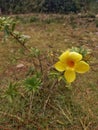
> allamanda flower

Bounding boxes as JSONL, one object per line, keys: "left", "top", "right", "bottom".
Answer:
{"left": 54, "top": 50, "right": 90, "bottom": 83}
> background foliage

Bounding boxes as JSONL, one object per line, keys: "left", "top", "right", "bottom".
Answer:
{"left": 0, "top": 0, "right": 98, "bottom": 14}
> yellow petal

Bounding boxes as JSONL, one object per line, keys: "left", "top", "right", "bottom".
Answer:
{"left": 64, "top": 69, "right": 76, "bottom": 83}
{"left": 54, "top": 61, "right": 66, "bottom": 72}
{"left": 75, "top": 61, "right": 90, "bottom": 73}
{"left": 59, "top": 50, "right": 70, "bottom": 62}
{"left": 68, "top": 52, "right": 82, "bottom": 62}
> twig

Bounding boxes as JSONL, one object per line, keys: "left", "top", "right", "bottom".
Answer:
{"left": 79, "top": 118, "right": 91, "bottom": 130}
{"left": 0, "top": 111, "right": 24, "bottom": 123}
{"left": 57, "top": 105, "right": 73, "bottom": 125}
{"left": 10, "top": 31, "right": 30, "bottom": 52}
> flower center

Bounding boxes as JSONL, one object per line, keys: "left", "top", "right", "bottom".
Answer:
{"left": 67, "top": 60, "right": 75, "bottom": 68}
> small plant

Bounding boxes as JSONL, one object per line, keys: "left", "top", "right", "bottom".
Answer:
{"left": 70, "top": 15, "right": 77, "bottom": 28}
{"left": 30, "top": 47, "right": 40, "bottom": 57}
{"left": 87, "top": 12, "right": 96, "bottom": 18}
{"left": 80, "top": 13, "right": 95, "bottom": 18}
{"left": 24, "top": 74, "right": 42, "bottom": 92}
{"left": 3, "top": 82, "right": 18, "bottom": 103}
{"left": 29, "top": 16, "right": 39, "bottom": 23}
{"left": 95, "top": 19, "right": 98, "bottom": 27}
{"left": 24, "top": 74, "right": 42, "bottom": 120}
{"left": 43, "top": 18, "right": 55, "bottom": 24}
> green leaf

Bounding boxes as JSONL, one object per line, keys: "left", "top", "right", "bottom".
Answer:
{"left": 24, "top": 75, "right": 42, "bottom": 92}
{"left": 11, "top": 22, "right": 16, "bottom": 32}
{"left": 4, "top": 82, "right": 18, "bottom": 103}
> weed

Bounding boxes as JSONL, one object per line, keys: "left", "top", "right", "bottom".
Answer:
{"left": 95, "top": 19, "right": 98, "bottom": 27}
{"left": 29, "top": 16, "right": 39, "bottom": 23}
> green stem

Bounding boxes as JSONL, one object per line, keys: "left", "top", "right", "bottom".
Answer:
{"left": 28, "top": 91, "right": 35, "bottom": 121}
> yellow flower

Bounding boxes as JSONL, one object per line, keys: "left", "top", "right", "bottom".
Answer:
{"left": 54, "top": 50, "right": 90, "bottom": 83}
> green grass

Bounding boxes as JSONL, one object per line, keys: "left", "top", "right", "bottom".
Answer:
{"left": 0, "top": 13, "right": 98, "bottom": 130}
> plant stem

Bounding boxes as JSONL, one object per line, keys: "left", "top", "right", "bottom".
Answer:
{"left": 10, "top": 31, "right": 30, "bottom": 52}
{"left": 28, "top": 91, "right": 35, "bottom": 121}
{"left": 38, "top": 55, "right": 43, "bottom": 74}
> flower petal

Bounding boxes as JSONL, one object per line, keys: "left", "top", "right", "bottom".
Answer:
{"left": 59, "top": 50, "right": 70, "bottom": 62}
{"left": 75, "top": 61, "right": 90, "bottom": 73}
{"left": 69, "top": 52, "right": 82, "bottom": 62}
{"left": 54, "top": 61, "right": 66, "bottom": 72}
{"left": 64, "top": 69, "right": 76, "bottom": 83}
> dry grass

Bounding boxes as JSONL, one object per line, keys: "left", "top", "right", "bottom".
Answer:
{"left": 0, "top": 13, "right": 98, "bottom": 130}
